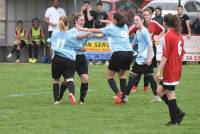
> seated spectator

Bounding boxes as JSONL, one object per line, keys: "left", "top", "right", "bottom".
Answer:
{"left": 28, "top": 18, "right": 45, "bottom": 63}
{"left": 192, "top": 10, "right": 200, "bottom": 34}
{"left": 7, "top": 21, "right": 28, "bottom": 63}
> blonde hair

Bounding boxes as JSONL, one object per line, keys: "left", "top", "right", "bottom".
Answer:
{"left": 58, "top": 16, "right": 69, "bottom": 31}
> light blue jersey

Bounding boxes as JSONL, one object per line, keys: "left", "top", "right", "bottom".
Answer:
{"left": 68, "top": 28, "right": 89, "bottom": 55}
{"left": 132, "top": 26, "right": 154, "bottom": 65}
{"left": 100, "top": 24, "right": 132, "bottom": 52}
{"left": 50, "top": 30, "right": 83, "bottom": 61}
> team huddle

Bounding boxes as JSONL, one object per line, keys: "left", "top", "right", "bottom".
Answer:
{"left": 42, "top": 0, "right": 186, "bottom": 126}
{"left": 49, "top": 11, "right": 185, "bottom": 126}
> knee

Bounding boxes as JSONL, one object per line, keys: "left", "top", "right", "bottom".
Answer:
{"left": 118, "top": 70, "right": 126, "bottom": 79}
{"left": 81, "top": 74, "right": 89, "bottom": 83}
{"left": 53, "top": 79, "right": 60, "bottom": 84}
{"left": 166, "top": 91, "right": 176, "bottom": 100}
{"left": 157, "top": 85, "right": 164, "bottom": 96}
{"left": 107, "top": 70, "right": 115, "bottom": 79}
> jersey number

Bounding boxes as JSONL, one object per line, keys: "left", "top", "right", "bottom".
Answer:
{"left": 178, "top": 41, "right": 182, "bottom": 56}
{"left": 52, "top": 39, "right": 65, "bottom": 49}
{"left": 57, "top": 39, "right": 65, "bottom": 49}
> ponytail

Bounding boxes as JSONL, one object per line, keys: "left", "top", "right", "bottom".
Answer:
{"left": 58, "top": 16, "right": 69, "bottom": 31}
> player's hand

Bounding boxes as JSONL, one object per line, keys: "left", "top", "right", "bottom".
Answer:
{"left": 153, "top": 35, "right": 160, "bottom": 41}
{"left": 147, "top": 58, "right": 152, "bottom": 65}
{"left": 156, "top": 71, "right": 162, "bottom": 81}
{"left": 186, "top": 34, "right": 191, "bottom": 39}
{"left": 87, "top": 32, "right": 93, "bottom": 38}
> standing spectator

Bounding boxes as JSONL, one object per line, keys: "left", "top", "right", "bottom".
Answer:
{"left": 81, "top": 1, "right": 96, "bottom": 28}
{"left": 192, "top": 11, "right": 200, "bottom": 64}
{"left": 192, "top": 10, "right": 200, "bottom": 34}
{"left": 153, "top": 6, "right": 164, "bottom": 25}
{"left": 95, "top": 2, "right": 108, "bottom": 29}
{"left": 7, "top": 21, "right": 28, "bottom": 63}
{"left": 45, "top": 0, "right": 66, "bottom": 37}
{"left": 44, "top": 0, "right": 66, "bottom": 62}
{"left": 94, "top": 1, "right": 108, "bottom": 65}
{"left": 176, "top": 5, "right": 191, "bottom": 37}
{"left": 81, "top": 1, "right": 96, "bottom": 65}
{"left": 176, "top": 5, "right": 191, "bottom": 65}
{"left": 28, "top": 18, "right": 45, "bottom": 63}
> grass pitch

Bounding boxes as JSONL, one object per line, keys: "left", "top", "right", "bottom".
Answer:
{"left": 0, "top": 64, "right": 199, "bottom": 134}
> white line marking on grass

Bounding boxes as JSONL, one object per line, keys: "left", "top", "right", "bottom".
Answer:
{"left": 5, "top": 91, "right": 51, "bottom": 97}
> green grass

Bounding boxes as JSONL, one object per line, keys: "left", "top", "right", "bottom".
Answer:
{"left": 0, "top": 64, "right": 199, "bottom": 134}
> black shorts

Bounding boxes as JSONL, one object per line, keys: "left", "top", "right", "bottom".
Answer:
{"left": 75, "top": 54, "right": 88, "bottom": 76}
{"left": 159, "top": 81, "right": 176, "bottom": 91}
{"left": 131, "top": 62, "right": 154, "bottom": 74}
{"left": 52, "top": 54, "right": 75, "bottom": 80}
{"left": 108, "top": 51, "right": 133, "bottom": 72}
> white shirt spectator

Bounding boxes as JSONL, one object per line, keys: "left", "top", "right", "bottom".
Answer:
{"left": 45, "top": 6, "right": 66, "bottom": 32}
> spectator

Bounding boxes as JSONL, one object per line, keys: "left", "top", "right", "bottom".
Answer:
{"left": 81, "top": 1, "right": 96, "bottom": 28}
{"left": 192, "top": 10, "right": 200, "bottom": 34}
{"left": 94, "top": 2, "right": 108, "bottom": 65}
{"left": 7, "top": 21, "right": 28, "bottom": 63}
{"left": 95, "top": 2, "right": 108, "bottom": 29}
{"left": 45, "top": 0, "right": 66, "bottom": 37}
{"left": 81, "top": 1, "right": 96, "bottom": 65}
{"left": 44, "top": 0, "right": 66, "bottom": 62}
{"left": 176, "top": 5, "right": 192, "bottom": 37}
{"left": 192, "top": 11, "right": 200, "bottom": 64}
{"left": 176, "top": 5, "right": 191, "bottom": 65}
{"left": 28, "top": 18, "right": 45, "bottom": 63}
{"left": 153, "top": 6, "right": 164, "bottom": 25}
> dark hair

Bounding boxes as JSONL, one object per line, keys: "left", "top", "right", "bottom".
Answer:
{"left": 135, "top": 14, "right": 147, "bottom": 27}
{"left": 177, "top": 5, "right": 184, "bottom": 9}
{"left": 164, "top": 14, "right": 181, "bottom": 33}
{"left": 96, "top": 2, "right": 103, "bottom": 6}
{"left": 84, "top": 1, "right": 90, "bottom": 4}
{"left": 113, "top": 12, "right": 127, "bottom": 27}
{"left": 135, "top": 14, "right": 145, "bottom": 21}
{"left": 148, "top": 6, "right": 154, "bottom": 14}
{"left": 52, "top": 0, "right": 59, "bottom": 3}
{"left": 155, "top": 6, "right": 162, "bottom": 11}
{"left": 17, "top": 20, "right": 23, "bottom": 25}
{"left": 32, "top": 18, "right": 40, "bottom": 23}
